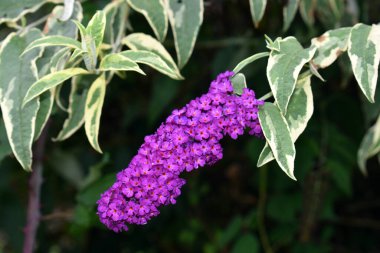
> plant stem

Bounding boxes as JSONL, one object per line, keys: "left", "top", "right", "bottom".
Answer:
{"left": 259, "top": 92, "right": 273, "bottom": 101}
{"left": 23, "top": 123, "right": 50, "bottom": 253}
{"left": 257, "top": 166, "right": 274, "bottom": 253}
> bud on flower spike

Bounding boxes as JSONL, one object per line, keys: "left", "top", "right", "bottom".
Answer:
{"left": 97, "top": 71, "right": 263, "bottom": 232}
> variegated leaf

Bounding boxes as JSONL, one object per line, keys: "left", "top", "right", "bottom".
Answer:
{"left": 34, "top": 90, "right": 54, "bottom": 140}
{"left": 0, "top": 0, "right": 51, "bottom": 24}
{"left": 122, "top": 33, "right": 181, "bottom": 77}
{"left": 311, "top": 27, "right": 351, "bottom": 68}
{"left": 23, "top": 36, "right": 82, "bottom": 54}
{"left": 99, "top": 53, "right": 145, "bottom": 74}
{"left": 23, "top": 68, "right": 89, "bottom": 106}
{"left": 231, "top": 73, "right": 247, "bottom": 95}
{"left": 348, "top": 24, "right": 380, "bottom": 103}
{"left": 166, "top": 0, "right": 203, "bottom": 69}
{"left": 86, "top": 11, "right": 106, "bottom": 54}
{"left": 267, "top": 37, "right": 316, "bottom": 114}
{"left": 249, "top": 0, "right": 267, "bottom": 28}
{"left": 283, "top": 0, "right": 300, "bottom": 32}
{"left": 127, "top": 0, "right": 168, "bottom": 42}
{"left": 0, "top": 30, "right": 43, "bottom": 170}
{"left": 85, "top": 75, "right": 106, "bottom": 153}
{"left": 258, "top": 74, "right": 314, "bottom": 167}
{"left": 358, "top": 115, "right": 380, "bottom": 174}
{"left": 258, "top": 102, "right": 296, "bottom": 180}
{"left": 121, "top": 50, "right": 183, "bottom": 80}
{"left": 54, "top": 75, "right": 94, "bottom": 141}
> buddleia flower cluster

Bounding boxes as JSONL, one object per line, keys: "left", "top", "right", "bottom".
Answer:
{"left": 97, "top": 71, "right": 263, "bottom": 232}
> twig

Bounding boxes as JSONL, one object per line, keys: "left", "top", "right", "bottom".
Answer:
{"left": 23, "top": 122, "right": 50, "bottom": 253}
{"left": 257, "top": 166, "right": 274, "bottom": 253}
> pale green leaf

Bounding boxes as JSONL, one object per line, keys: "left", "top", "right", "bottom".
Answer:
{"left": 249, "top": 0, "right": 267, "bottom": 28}
{"left": 231, "top": 73, "right": 247, "bottom": 95}
{"left": 348, "top": 23, "right": 380, "bottom": 103}
{"left": 86, "top": 11, "right": 106, "bottom": 53}
{"left": 85, "top": 75, "right": 106, "bottom": 153}
{"left": 232, "top": 52, "right": 270, "bottom": 74}
{"left": 258, "top": 102, "right": 296, "bottom": 180}
{"left": 122, "top": 33, "right": 181, "bottom": 77}
{"left": 121, "top": 50, "right": 183, "bottom": 80}
{"left": 166, "top": 0, "right": 204, "bottom": 68}
{"left": 127, "top": 0, "right": 168, "bottom": 42}
{"left": 23, "top": 68, "right": 89, "bottom": 106}
{"left": 358, "top": 115, "right": 380, "bottom": 174}
{"left": 34, "top": 90, "right": 54, "bottom": 140}
{"left": 49, "top": 48, "right": 71, "bottom": 73}
{"left": 0, "top": 30, "right": 43, "bottom": 170}
{"left": 23, "top": 35, "right": 82, "bottom": 54}
{"left": 267, "top": 37, "right": 316, "bottom": 114}
{"left": 283, "top": 0, "right": 299, "bottom": 32}
{"left": 54, "top": 75, "right": 93, "bottom": 141}
{"left": 99, "top": 53, "right": 145, "bottom": 74}
{"left": 60, "top": 0, "right": 75, "bottom": 21}
{"left": 311, "top": 27, "right": 351, "bottom": 68}
{"left": 258, "top": 74, "right": 314, "bottom": 167}
{"left": 0, "top": 0, "right": 52, "bottom": 24}
{"left": 299, "top": 0, "right": 315, "bottom": 26}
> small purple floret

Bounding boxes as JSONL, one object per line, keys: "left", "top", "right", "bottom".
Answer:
{"left": 97, "top": 71, "right": 263, "bottom": 232}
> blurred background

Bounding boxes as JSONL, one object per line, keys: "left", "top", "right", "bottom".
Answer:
{"left": 1, "top": 0, "right": 380, "bottom": 252}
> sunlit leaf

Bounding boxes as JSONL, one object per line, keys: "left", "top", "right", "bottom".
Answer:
{"left": 166, "top": 0, "right": 204, "bottom": 68}
{"left": 86, "top": 11, "right": 106, "bottom": 54}
{"left": 299, "top": 0, "right": 316, "bottom": 26}
{"left": 34, "top": 90, "right": 54, "bottom": 140}
{"left": 258, "top": 102, "right": 296, "bottom": 180}
{"left": 348, "top": 23, "right": 380, "bottom": 103}
{"left": 231, "top": 234, "right": 259, "bottom": 253}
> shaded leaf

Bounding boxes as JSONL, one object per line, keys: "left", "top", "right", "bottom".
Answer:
{"left": 127, "top": 0, "right": 168, "bottom": 42}
{"left": 348, "top": 24, "right": 380, "bottom": 103}
{"left": 166, "top": 0, "right": 203, "bottom": 68}
{"left": 231, "top": 234, "right": 259, "bottom": 253}
{"left": 249, "top": 0, "right": 267, "bottom": 28}
{"left": 358, "top": 115, "right": 380, "bottom": 174}
{"left": 258, "top": 102, "right": 296, "bottom": 180}
{"left": 283, "top": 0, "right": 300, "bottom": 32}
{"left": 231, "top": 73, "right": 247, "bottom": 95}
{"left": 232, "top": 52, "right": 270, "bottom": 74}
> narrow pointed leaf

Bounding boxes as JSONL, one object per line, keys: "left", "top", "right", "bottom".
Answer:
{"left": 267, "top": 37, "right": 316, "bottom": 114}
{"left": 311, "top": 27, "right": 351, "bottom": 68}
{"left": 166, "top": 0, "right": 203, "bottom": 68}
{"left": 299, "top": 0, "right": 316, "bottom": 26}
{"left": 249, "top": 0, "right": 267, "bottom": 28}
{"left": 358, "top": 115, "right": 380, "bottom": 174}
{"left": 85, "top": 75, "right": 106, "bottom": 153}
{"left": 24, "top": 68, "right": 89, "bottom": 106}
{"left": 99, "top": 53, "right": 145, "bottom": 74}
{"left": 0, "top": 30, "right": 43, "bottom": 170}
{"left": 258, "top": 102, "right": 296, "bottom": 180}
{"left": 283, "top": 0, "right": 300, "bottom": 32}
{"left": 86, "top": 11, "right": 106, "bottom": 53}
{"left": 348, "top": 24, "right": 380, "bottom": 103}
{"left": 54, "top": 75, "right": 93, "bottom": 141}
{"left": 121, "top": 50, "right": 183, "bottom": 79}
{"left": 232, "top": 52, "right": 270, "bottom": 74}
{"left": 127, "top": 0, "right": 168, "bottom": 42}
{"left": 258, "top": 74, "right": 314, "bottom": 167}
{"left": 23, "top": 35, "right": 82, "bottom": 54}
{"left": 34, "top": 90, "right": 54, "bottom": 140}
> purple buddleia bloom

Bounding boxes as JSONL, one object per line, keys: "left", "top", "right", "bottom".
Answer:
{"left": 97, "top": 71, "right": 263, "bottom": 232}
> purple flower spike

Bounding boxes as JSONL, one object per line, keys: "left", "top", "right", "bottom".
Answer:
{"left": 97, "top": 71, "right": 263, "bottom": 232}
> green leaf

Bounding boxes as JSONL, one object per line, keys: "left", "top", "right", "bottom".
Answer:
{"left": 0, "top": 120, "right": 12, "bottom": 162}
{"left": 121, "top": 50, "right": 183, "bottom": 80}
{"left": 99, "top": 53, "right": 145, "bottom": 74}
{"left": 283, "top": 0, "right": 300, "bottom": 32}
{"left": 311, "top": 27, "right": 351, "bottom": 68}
{"left": 299, "top": 0, "right": 316, "bottom": 26}
{"left": 77, "top": 173, "right": 115, "bottom": 206}
{"left": 73, "top": 20, "right": 97, "bottom": 71}
{"left": 122, "top": 33, "right": 181, "bottom": 77}
{"left": 0, "top": 0, "right": 50, "bottom": 23}
{"left": 231, "top": 234, "right": 259, "bottom": 253}
{"left": 348, "top": 24, "right": 380, "bottom": 103}
{"left": 232, "top": 52, "right": 270, "bottom": 74}
{"left": 249, "top": 0, "right": 267, "bottom": 28}
{"left": 258, "top": 74, "right": 314, "bottom": 167}
{"left": 23, "top": 36, "right": 82, "bottom": 55}
{"left": 127, "top": 0, "right": 168, "bottom": 42}
{"left": 85, "top": 11, "right": 106, "bottom": 54}
{"left": 166, "top": 0, "right": 204, "bottom": 68}
{"left": 23, "top": 68, "right": 89, "bottom": 106}
{"left": 231, "top": 73, "right": 247, "bottom": 95}
{"left": 358, "top": 115, "right": 380, "bottom": 174}
{"left": 0, "top": 30, "right": 43, "bottom": 170}
{"left": 34, "top": 90, "right": 54, "bottom": 140}
{"left": 267, "top": 37, "right": 316, "bottom": 114}
{"left": 54, "top": 75, "right": 93, "bottom": 141}
{"left": 258, "top": 102, "right": 296, "bottom": 180}
{"left": 84, "top": 75, "right": 106, "bottom": 153}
